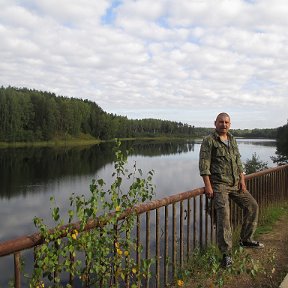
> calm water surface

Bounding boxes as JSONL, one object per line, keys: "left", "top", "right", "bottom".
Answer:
{"left": 0, "top": 139, "right": 276, "bottom": 284}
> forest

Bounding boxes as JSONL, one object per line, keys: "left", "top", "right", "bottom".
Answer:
{"left": 0, "top": 86, "right": 280, "bottom": 142}
{"left": 0, "top": 86, "right": 198, "bottom": 142}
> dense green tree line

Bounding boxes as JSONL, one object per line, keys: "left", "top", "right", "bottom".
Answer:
{"left": 231, "top": 128, "right": 277, "bottom": 138}
{"left": 0, "top": 87, "right": 196, "bottom": 142}
{"left": 0, "top": 86, "right": 281, "bottom": 142}
{"left": 0, "top": 87, "right": 99, "bottom": 141}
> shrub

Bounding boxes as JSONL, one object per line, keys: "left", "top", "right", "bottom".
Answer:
{"left": 29, "top": 140, "right": 155, "bottom": 287}
{"left": 244, "top": 153, "right": 268, "bottom": 174}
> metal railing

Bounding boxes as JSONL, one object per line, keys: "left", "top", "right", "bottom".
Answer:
{"left": 0, "top": 164, "right": 288, "bottom": 287}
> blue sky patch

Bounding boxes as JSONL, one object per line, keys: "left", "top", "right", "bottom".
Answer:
{"left": 101, "top": 0, "right": 122, "bottom": 25}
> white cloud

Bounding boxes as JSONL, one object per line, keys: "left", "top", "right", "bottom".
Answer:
{"left": 0, "top": 0, "right": 287, "bottom": 129}
{"left": 32, "top": 0, "right": 111, "bottom": 26}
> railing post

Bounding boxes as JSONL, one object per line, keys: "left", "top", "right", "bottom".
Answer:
{"left": 205, "top": 196, "right": 208, "bottom": 246}
{"left": 193, "top": 197, "right": 197, "bottom": 248}
{"left": 180, "top": 201, "right": 184, "bottom": 268}
{"left": 136, "top": 215, "right": 141, "bottom": 288}
{"left": 14, "top": 252, "right": 21, "bottom": 288}
{"left": 145, "top": 211, "right": 150, "bottom": 288}
{"left": 199, "top": 194, "right": 203, "bottom": 247}
{"left": 186, "top": 198, "right": 191, "bottom": 260}
{"left": 172, "top": 203, "right": 176, "bottom": 279}
{"left": 156, "top": 208, "right": 160, "bottom": 288}
{"left": 210, "top": 198, "right": 216, "bottom": 243}
{"left": 164, "top": 205, "right": 169, "bottom": 286}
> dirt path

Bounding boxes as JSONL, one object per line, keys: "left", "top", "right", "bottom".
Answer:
{"left": 223, "top": 213, "right": 288, "bottom": 288}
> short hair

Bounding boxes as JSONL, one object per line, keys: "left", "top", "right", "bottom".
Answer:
{"left": 216, "top": 112, "right": 230, "bottom": 121}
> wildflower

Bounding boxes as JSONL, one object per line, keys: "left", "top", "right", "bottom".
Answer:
{"left": 124, "top": 250, "right": 129, "bottom": 257}
{"left": 177, "top": 279, "right": 184, "bottom": 287}
{"left": 132, "top": 268, "right": 137, "bottom": 274}
{"left": 115, "top": 242, "right": 120, "bottom": 248}
{"left": 80, "top": 274, "right": 88, "bottom": 281}
{"left": 36, "top": 281, "right": 45, "bottom": 288}
{"left": 117, "top": 248, "right": 123, "bottom": 255}
{"left": 71, "top": 229, "right": 79, "bottom": 240}
{"left": 115, "top": 206, "right": 121, "bottom": 212}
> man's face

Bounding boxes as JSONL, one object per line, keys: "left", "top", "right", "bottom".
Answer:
{"left": 215, "top": 116, "right": 231, "bottom": 134}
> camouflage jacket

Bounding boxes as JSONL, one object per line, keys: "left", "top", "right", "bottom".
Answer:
{"left": 199, "top": 131, "right": 244, "bottom": 186}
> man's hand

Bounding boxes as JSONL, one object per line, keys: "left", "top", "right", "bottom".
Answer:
{"left": 202, "top": 175, "right": 214, "bottom": 198}
{"left": 238, "top": 173, "right": 247, "bottom": 193}
{"left": 204, "top": 186, "right": 214, "bottom": 198}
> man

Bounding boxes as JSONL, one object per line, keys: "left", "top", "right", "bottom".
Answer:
{"left": 199, "top": 112, "right": 264, "bottom": 268}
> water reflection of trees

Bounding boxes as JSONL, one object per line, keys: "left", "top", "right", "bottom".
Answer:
{"left": 0, "top": 140, "right": 195, "bottom": 198}
{"left": 0, "top": 144, "right": 114, "bottom": 199}
{"left": 127, "top": 140, "right": 195, "bottom": 156}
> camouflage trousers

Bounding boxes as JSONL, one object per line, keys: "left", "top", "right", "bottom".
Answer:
{"left": 212, "top": 184, "right": 259, "bottom": 255}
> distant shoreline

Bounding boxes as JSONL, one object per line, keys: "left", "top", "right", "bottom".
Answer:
{"left": 0, "top": 136, "right": 200, "bottom": 148}
{"left": 0, "top": 136, "right": 276, "bottom": 149}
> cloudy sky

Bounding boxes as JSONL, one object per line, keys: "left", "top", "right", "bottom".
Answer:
{"left": 0, "top": 0, "right": 287, "bottom": 129}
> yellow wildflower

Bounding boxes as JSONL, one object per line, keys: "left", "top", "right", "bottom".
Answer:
{"left": 132, "top": 268, "right": 137, "bottom": 274}
{"left": 36, "top": 281, "right": 45, "bottom": 288}
{"left": 71, "top": 229, "right": 79, "bottom": 240}
{"left": 124, "top": 250, "right": 129, "bottom": 257}
{"left": 115, "top": 206, "right": 121, "bottom": 212}
{"left": 117, "top": 248, "right": 123, "bottom": 255}
{"left": 177, "top": 279, "right": 184, "bottom": 287}
{"left": 115, "top": 242, "right": 120, "bottom": 248}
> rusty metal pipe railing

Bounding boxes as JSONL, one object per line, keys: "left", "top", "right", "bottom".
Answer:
{"left": 0, "top": 164, "right": 288, "bottom": 287}
{"left": 0, "top": 187, "right": 204, "bottom": 258}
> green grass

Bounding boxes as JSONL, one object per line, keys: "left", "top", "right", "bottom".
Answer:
{"left": 174, "top": 245, "right": 265, "bottom": 288}
{"left": 0, "top": 134, "right": 101, "bottom": 148}
{"left": 256, "top": 204, "right": 288, "bottom": 236}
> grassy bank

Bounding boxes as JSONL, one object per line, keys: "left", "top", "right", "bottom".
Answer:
{"left": 256, "top": 204, "right": 288, "bottom": 235}
{"left": 0, "top": 138, "right": 101, "bottom": 148}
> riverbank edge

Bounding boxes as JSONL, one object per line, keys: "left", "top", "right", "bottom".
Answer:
{"left": 0, "top": 136, "right": 200, "bottom": 148}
